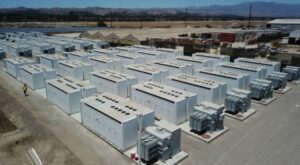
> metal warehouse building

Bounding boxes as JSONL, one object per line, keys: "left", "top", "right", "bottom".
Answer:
{"left": 267, "top": 19, "right": 300, "bottom": 30}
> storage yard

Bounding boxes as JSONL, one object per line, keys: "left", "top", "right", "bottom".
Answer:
{"left": 0, "top": 27, "right": 300, "bottom": 165}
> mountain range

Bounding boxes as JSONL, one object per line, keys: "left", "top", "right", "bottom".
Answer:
{"left": 0, "top": 1, "right": 300, "bottom": 17}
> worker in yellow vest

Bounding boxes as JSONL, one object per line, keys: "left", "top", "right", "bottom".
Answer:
{"left": 22, "top": 83, "right": 28, "bottom": 97}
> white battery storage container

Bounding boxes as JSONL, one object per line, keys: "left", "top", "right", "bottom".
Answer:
{"left": 195, "top": 67, "right": 250, "bottom": 90}
{"left": 114, "top": 53, "right": 147, "bottom": 67}
{"left": 176, "top": 56, "right": 214, "bottom": 71}
{"left": 90, "top": 70, "right": 130, "bottom": 97}
{"left": 39, "top": 54, "right": 67, "bottom": 70}
{"left": 192, "top": 52, "right": 230, "bottom": 66}
{"left": 131, "top": 81, "right": 197, "bottom": 124}
{"left": 80, "top": 92, "right": 155, "bottom": 151}
{"left": 137, "top": 50, "right": 166, "bottom": 62}
{"left": 124, "top": 64, "right": 169, "bottom": 83}
{"left": 156, "top": 48, "right": 183, "bottom": 59}
{"left": 234, "top": 58, "right": 281, "bottom": 76}
{"left": 67, "top": 51, "right": 95, "bottom": 62}
{"left": 88, "top": 56, "right": 122, "bottom": 71}
{"left": 3, "top": 57, "right": 35, "bottom": 78}
{"left": 114, "top": 46, "right": 138, "bottom": 53}
{"left": 57, "top": 60, "right": 93, "bottom": 80}
{"left": 153, "top": 60, "right": 193, "bottom": 75}
{"left": 44, "top": 40, "right": 76, "bottom": 52}
{"left": 20, "top": 64, "right": 56, "bottom": 90}
{"left": 31, "top": 42, "right": 55, "bottom": 55}
{"left": 92, "top": 48, "right": 118, "bottom": 57}
{"left": 46, "top": 76, "right": 96, "bottom": 114}
{"left": 167, "top": 74, "right": 227, "bottom": 104}
{"left": 217, "top": 62, "right": 266, "bottom": 81}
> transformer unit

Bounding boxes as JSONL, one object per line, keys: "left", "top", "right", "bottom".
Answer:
{"left": 141, "top": 121, "right": 181, "bottom": 163}
{"left": 131, "top": 81, "right": 197, "bottom": 124}
{"left": 217, "top": 62, "right": 267, "bottom": 81}
{"left": 124, "top": 64, "right": 168, "bottom": 83}
{"left": 9, "top": 44, "right": 32, "bottom": 57}
{"left": 190, "top": 101, "right": 224, "bottom": 133}
{"left": 137, "top": 50, "right": 166, "bottom": 62}
{"left": 81, "top": 92, "right": 155, "bottom": 152}
{"left": 88, "top": 56, "right": 122, "bottom": 71}
{"left": 234, "top": 58, "right": 281, "bottom": 75}
{"left": 67, "top": 51, "right": 95, "bottom": 62}
{"left": 39, "top": 54, "right": 67, "bottom": 70}
{"left": 90, "top": 70, "right": 138, "bottom": 98}
{"left": 57, "top": 60, "right": 93, "bottom": 80}
{"left": 282, "top": 66, "right": 300, "bottom": 81}
{"left": 3, "top": 57, "right": 35, "bottom": 78}
{"left": 92, "top": 48, "right": 118, "bottom": 57}
{"left": 167, "top": 74, "right": 227, "bottom": 104}
{"left": 176, "top": 56, "right": 213, "bottom": 71}
{"left": 249, "top": 79, "right": 273, "bottom": 100}
{"left": 156, "top": 48, "right": 183, "bottom": 59}
{"left": 195, "top": 67, "right": 250, "bottom": 90}
{"left": 192, "top": 52, "right": 230, "bottom": 66}
{"left": 224, "top": 88, "right": 252, "bottom": 114}
{"left": 152, "top": 60, "right": 193, "bottom": 75}
{"left": 20, "top": 64, "right": 56, "bottom": 90}
{"left": 114, "top": 53, "right": 147, "bottom": 67}
{"left": 267, "top": 72, "right": 288, "bottom": 90}
{"left": 46, "top": 76, "right": 96, "bottom": 114}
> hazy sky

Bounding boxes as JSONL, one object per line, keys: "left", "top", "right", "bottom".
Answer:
{"left": 0, "top": 0, "right": 299, "bottom": 8}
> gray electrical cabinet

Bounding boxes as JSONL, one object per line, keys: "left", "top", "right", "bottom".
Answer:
{"left": 141, "top": 120, "right": 181, "bottom": 163}
{"left": 282, "top": 66, "right": 300, "bottom": 81}
{"left": 190, "top": 101, "right": 224, "bottom": 133}
{"left": 249, "top": 79, "right": 273, "bottom": 100}
{"left": 131, "top": 81, "right": 198, "bottom": 124}
{"left": 225, "top": 88, "right": 252, "bottom": 114}
{"left": 267, "top": 71, "right": 288, "bottom": 90}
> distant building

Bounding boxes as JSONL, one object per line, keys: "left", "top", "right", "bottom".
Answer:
{"left": 288, "top": 30, "right": 300, "bottom": 45}
{"left": 267, "top": 19, "right": 300, "bottom": 30}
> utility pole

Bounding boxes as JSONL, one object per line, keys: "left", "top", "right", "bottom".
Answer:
{"left": 110, "top": 10, "right": 113, "bottom": 28}
{"left": 248, "top": 4, "right": 252, "bottom": 29}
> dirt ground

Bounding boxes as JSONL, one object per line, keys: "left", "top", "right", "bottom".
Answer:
{"left": 0, "top": 81, "right": 83, "bottom": 165}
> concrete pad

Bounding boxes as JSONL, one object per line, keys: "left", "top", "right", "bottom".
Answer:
{"left": 178, "top": 121, "right": 229, "bottom": 143}
{"left": 274, "top": 86, "right": 291, "bottom": 94}
{"left": 35, "top": 88, "right": 47, "bottom": 99}
{"left": 252, "top": 97, "right": 276, "bottom": 105}
{"left": 124, "top": 146, "right": 188, "bottom": 165}
{"left": 225, "top": 109, "right": 257, "bottom": 121}
{"left": 71, "top": 112, "right": 82, "bottom": 123}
